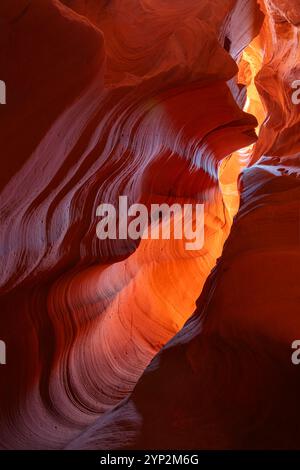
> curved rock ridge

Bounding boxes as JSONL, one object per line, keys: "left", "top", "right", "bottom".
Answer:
{"left": 3, "top": 0, "right": 296, "bottom": 450}
{"left": 253, "top": 0, "right": 300, "bottom": 160}
{"left": 66, "top": 153, "right": 300, "bottom": 450}
{"left": 65, "top": 0, "right": 300, "bottom": 450}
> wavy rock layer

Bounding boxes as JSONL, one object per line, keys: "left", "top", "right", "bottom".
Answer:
{"left": 67, "top": 153, "right": 300, "bottom": 450}
{"left": 66, "top": 0, "right": 300, "bottom": 450}
{"left": 0, "top": 0, "right": 298, "bottom": 450}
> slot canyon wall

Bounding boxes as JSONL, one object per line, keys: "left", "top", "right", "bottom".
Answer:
{"left": 0, "top": 0, "right": 299, "bottom": 449}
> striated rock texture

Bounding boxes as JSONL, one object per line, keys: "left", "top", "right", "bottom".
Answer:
{"left": 67, "top": 153, "right": 300, "bottom": 450}
{"left": 0, "top": 0, "right": 299, "bottom": 450}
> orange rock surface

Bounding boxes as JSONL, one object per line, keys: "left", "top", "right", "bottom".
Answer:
{"left": 0, "top": 0, "right": 299, "bottom": 449}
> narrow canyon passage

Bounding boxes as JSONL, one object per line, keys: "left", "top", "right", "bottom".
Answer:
{"left": 0, "top": 0, "right": 299, "bottom": 450}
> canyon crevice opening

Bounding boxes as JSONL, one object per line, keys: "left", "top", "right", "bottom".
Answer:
{"left": 0, "top": 0, "right": 300, "bottom": 451}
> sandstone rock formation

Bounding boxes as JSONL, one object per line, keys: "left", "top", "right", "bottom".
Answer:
{"left": 0, "top": 0, "right": 299, "bottom": 450}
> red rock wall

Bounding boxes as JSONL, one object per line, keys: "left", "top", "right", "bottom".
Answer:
{"left": 0, "top": 0, "right": 299, "bottom": 450}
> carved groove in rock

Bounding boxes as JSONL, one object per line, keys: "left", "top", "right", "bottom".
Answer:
{"left": 0, "top": 0, "right": 299, "bottom": 450}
